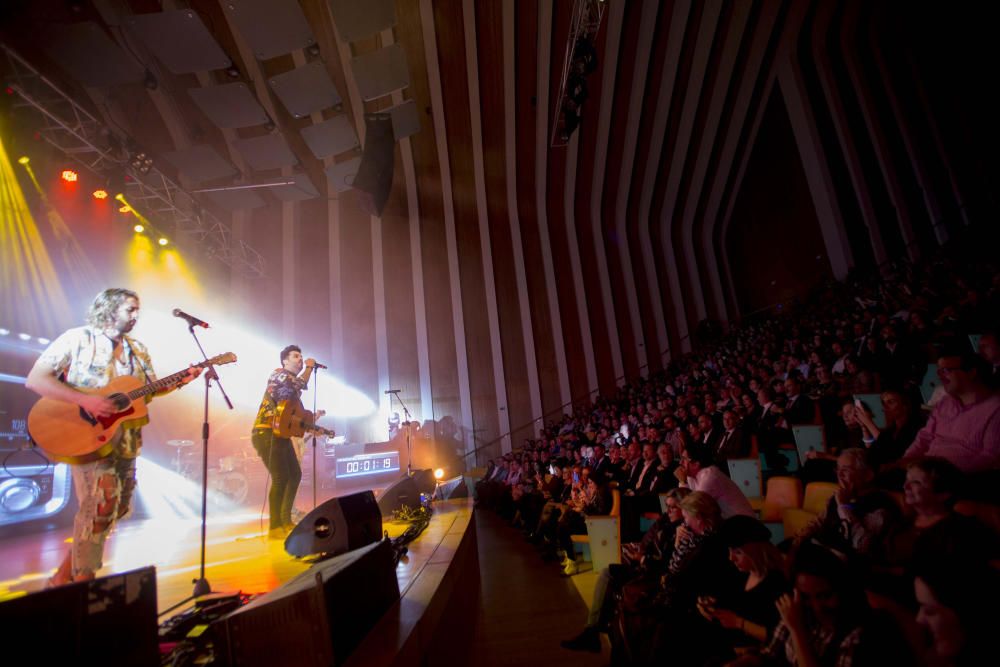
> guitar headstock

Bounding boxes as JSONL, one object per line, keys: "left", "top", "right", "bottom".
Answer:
{"left": 202, "top": 352, "right": 237, "bottom": 367}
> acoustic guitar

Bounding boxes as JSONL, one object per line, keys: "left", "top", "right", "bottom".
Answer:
{"left": 273, "top": 398, "right": 336, "bottom": 439}
{"left": 28, "top": 352, "right": 237, "bottom": 464}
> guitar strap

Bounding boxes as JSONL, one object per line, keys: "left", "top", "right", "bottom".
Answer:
{"left": 123, "top": 335, "right": 154, "bottom": 385}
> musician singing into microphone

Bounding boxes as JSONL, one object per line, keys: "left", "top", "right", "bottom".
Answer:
{"left": 25, "top": 288, "right": 201, "bottom": 587}
{"left": 251, "top": 344, "right": 318, "bottom": 539}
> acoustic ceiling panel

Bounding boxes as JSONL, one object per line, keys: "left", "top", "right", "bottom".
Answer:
{"left": 162, "top": 145, "right": 238, "bottom": 183}
{"left": 189, "top": 83, "right": 269, "bottom": 129}
{"left": 350, "top": 44, "right": 409, "bottom": 102}
{"left": 44, "top": 22, "right": 144, "bottom": 87}
{"left": 301, "top": 115, "right": 359, "bottom": 159}
{"left": 205, "top": 188, "right": 266, "bottom": 211}
{"left": 270, "top": 173, "right": 320, "bottom": 202}
{"left": 269, "top": 62, "right": 342, "bottom": 118}
{"left": 125, "top": 10, "right": 231, "bottom": 74}
{"left": 223, "top": 0, "right": 315, "bottom": 60}
{"left": 325, "top": 158, "right": 361, "bottom": 193}
{"left": 386, "top": 99, "right": 420, "bottom": 140}
{"left": 328, "top": 0, "right": 396, "bottom": 42}
{"left": 232, "top": 134, "right": 298, "bottom": 171}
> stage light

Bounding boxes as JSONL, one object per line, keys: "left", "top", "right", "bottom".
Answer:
{"left": 17, "top": 333, "right": 31, "bottom": 341}
{"left": 134, "top": 224, "right": 145, "bottom": 233}
{"left": 37, "top": 337, "right": 50, "bottom": 345}
{"left": 118, "top": 205, "right": 131, "bottom": 213}
{"left": 17, "top": 156, "right": 29, "bottom": 165}
{"left": 0, "top": 328, "right": 9, "bottom": 336}
{"left": 434, "top": 468, "right": 445, "bottom": 480}
{"left": 115, "top": 192, "right": 126, "bottom": 202}
{"left": 92, "top": 189, "right": 108, "bottom": 199}
{"left": 61, "top": 169, "right": 78, "bottom": 182}
{"left": 158, "top": 237, "right": 168, "bottom": 246}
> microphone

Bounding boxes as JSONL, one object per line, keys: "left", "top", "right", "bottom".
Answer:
{"left": 173, "top": 308, "right": 209, "bottom": 328}
{"left": 384, "top": 389, "right": 401, "bottom": 394}
{"left": 312, "top": 362, "right": 328, "bottom": 369}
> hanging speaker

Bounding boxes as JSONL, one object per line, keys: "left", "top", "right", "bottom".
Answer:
{"left": 285, "top": 490, "right": 381, "bottom": 558}
{"left": 352, "top": 112, "right": 394, "bottom": 217}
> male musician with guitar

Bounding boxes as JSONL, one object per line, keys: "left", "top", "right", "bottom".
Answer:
{"left": 251, "top": 344, "right": 325, "bottom": 539}
{"left": 25, "top": 288, "right": 203, "bottom": 587}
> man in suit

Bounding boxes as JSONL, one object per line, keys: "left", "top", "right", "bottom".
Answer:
{"left": 713, "top": 410, "right": 746, "bottom": 474}
{"left": 589, "top": 443, "right": 613, "bottom": 484}
{"left": 697, "top": 414, "right": 721, "bottom": 451}
{"left": 776, "top": 376, "right": 815, "bottom": 426}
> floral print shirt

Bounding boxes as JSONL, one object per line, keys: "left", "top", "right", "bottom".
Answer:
{"left": 35, "top": 325, "right": 156, "bottom": 458}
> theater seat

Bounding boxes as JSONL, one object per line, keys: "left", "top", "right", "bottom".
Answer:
{"left": 803, "top": 481, "right": 838, "bottom": 515}
{"left": 760, "top": 476, "right": 803, "bottom": 522}
{"left": 571, "top": 489, "right": 621, "bottom": 572}
{"left": 728, "top": 458, "right": 763, "bottom": 511}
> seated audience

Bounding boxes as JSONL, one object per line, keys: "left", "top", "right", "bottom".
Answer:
{"left": 798, "top": 448, "right": 900, "bottom": 562}
{"left": 694, "top": 515, "right": 789, "bottom": 664}
{"left": 730, "top": 542, "right": 910, "bottom": 666}
{"left": 900, "top": 348, "right": 1000, "bottom": 476}
{"left": 676, "top": 442, "right": 755, "bottom": 519}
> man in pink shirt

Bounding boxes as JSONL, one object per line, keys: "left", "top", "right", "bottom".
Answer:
{"left": 674, "top": 443, "right": 754, "bottom": 519}
{"left": 902, "top": 350, "right": 1000, "bottom": 473}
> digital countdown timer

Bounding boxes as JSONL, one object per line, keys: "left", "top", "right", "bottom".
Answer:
{"left": 335, "top": 452, "right": 400, "bottom": 479}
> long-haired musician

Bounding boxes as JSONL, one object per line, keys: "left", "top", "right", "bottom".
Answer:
{"left": 25, "top": 288, "right": 200, "bottom": 587}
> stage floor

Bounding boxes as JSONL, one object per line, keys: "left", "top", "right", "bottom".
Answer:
{"left": 0, "top": 498, "right": 470, "bottom": 619}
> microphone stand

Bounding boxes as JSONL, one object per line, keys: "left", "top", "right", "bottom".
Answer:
{"left": 310, "top": 366, "right": 320, "bottom": 509}
{"left": 161, "top": 323, "right": 233, "bottom": 615}
{"left": 386, "top": 390, "right": 413, "bottom": 476}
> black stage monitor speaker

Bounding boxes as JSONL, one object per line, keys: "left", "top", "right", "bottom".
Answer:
{"left": 376, "top": 473, "right": 421, "bottom": 516}
{"left": 285, "top": 489, "right": 381, "bottom": 558}
{"left": 0, "top": 566, "right": 158, "bottom": 664}
{"left": 215, "top": 539, "right": 399, "bottom": 667}
{"left": 352, "top": 112, "right": 394, "bottom": 217}
{"left": 435, "top": 475, "right": 468, "bottom": 500}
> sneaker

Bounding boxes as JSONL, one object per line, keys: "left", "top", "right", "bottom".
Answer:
{"left": 561, "top": 557, "right": 578, "bottom": 577}
{"left": 560, "top": 627, "right": 600, "bottom": 653}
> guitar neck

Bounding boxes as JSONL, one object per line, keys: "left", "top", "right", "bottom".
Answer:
{"left": 126, "top": 368, "right": 192, "bottom": 401}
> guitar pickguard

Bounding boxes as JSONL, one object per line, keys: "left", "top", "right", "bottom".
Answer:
{"left": 97, "top": 406, "right": 136, "bottom": 429}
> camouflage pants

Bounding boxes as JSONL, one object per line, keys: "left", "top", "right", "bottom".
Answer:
{"left": 69, "top": 455, "right": 137, "bottom": 578}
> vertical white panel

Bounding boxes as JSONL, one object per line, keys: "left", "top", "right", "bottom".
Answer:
{"left": 588, "top": 0, "right": 626, "bottom": 383}
{"left": 636, "top": 0, "right": 691, "bottom": 364}
{"left": 535, "top": 0, "right": 571, "bottom": 408}
{"left": 419, "top": 0, "right": 474, "bottom": 453}
{"left": 503, "top": 0, "right": 542, "bottom": 436}
{"left": 612, "top": 0, "right": 659, "bottom": 374}
{"left": 564, "top": 133, "right": 599, "bottom": 394}
{"left": 463, "top": 0, "right": 511, "bottom": 451}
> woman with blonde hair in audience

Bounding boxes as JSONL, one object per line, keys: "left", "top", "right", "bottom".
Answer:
{"left": 695, "top": 515, "right": 789, "bottom": 664}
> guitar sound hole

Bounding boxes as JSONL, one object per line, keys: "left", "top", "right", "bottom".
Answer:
{"left": 108, "top": 393, "right": 131, "bottom": 411}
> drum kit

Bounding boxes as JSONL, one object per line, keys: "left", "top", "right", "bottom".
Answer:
{"left": 166, "top": 438, "right": 256, "bottom": 505}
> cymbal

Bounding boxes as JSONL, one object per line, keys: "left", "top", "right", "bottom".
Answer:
{"left": 166, "top": 439, "right": 195, "bottom": 447}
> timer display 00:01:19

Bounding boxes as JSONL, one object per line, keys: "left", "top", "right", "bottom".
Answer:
{"left": 335, "top": 452, "right": 400, "bottom": 479}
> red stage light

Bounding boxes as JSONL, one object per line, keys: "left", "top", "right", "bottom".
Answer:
{"left": 92, "top": 189, "right": 109, "bottom": 200}
{"left": 61, "top": 170, "right": 78, "bottom": 183}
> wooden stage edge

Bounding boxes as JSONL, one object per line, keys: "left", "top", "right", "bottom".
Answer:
{"left": 0, "top": 498, "right": 480, "bottom": 665}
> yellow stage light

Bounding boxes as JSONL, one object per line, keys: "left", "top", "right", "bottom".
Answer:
{"left": 118, "top": 205, "right": 131, "bottom": 213}
{"left": 434, "top": 468, "right": 445, "bottom": 480}
{"left": 92, "top": 189, "right": 108, "bottom": 199}
{"left": 158, "top": 237, "right": 168, "bottom": 246}
{"left": 61, "top": 170, "right": 78, "bottom": 182}
{"left": 17, "top": 156, "right": 29, "bottom": 165}
{"left": 134, "top": 224, "right": 144, "bottom": 233}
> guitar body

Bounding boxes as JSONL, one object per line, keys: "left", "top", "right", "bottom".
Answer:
{"left": 27, "top": 376, "right": 150, "bottom": 464}
{"left": 273, "top": 399, "right": 335, "bottom": 439}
